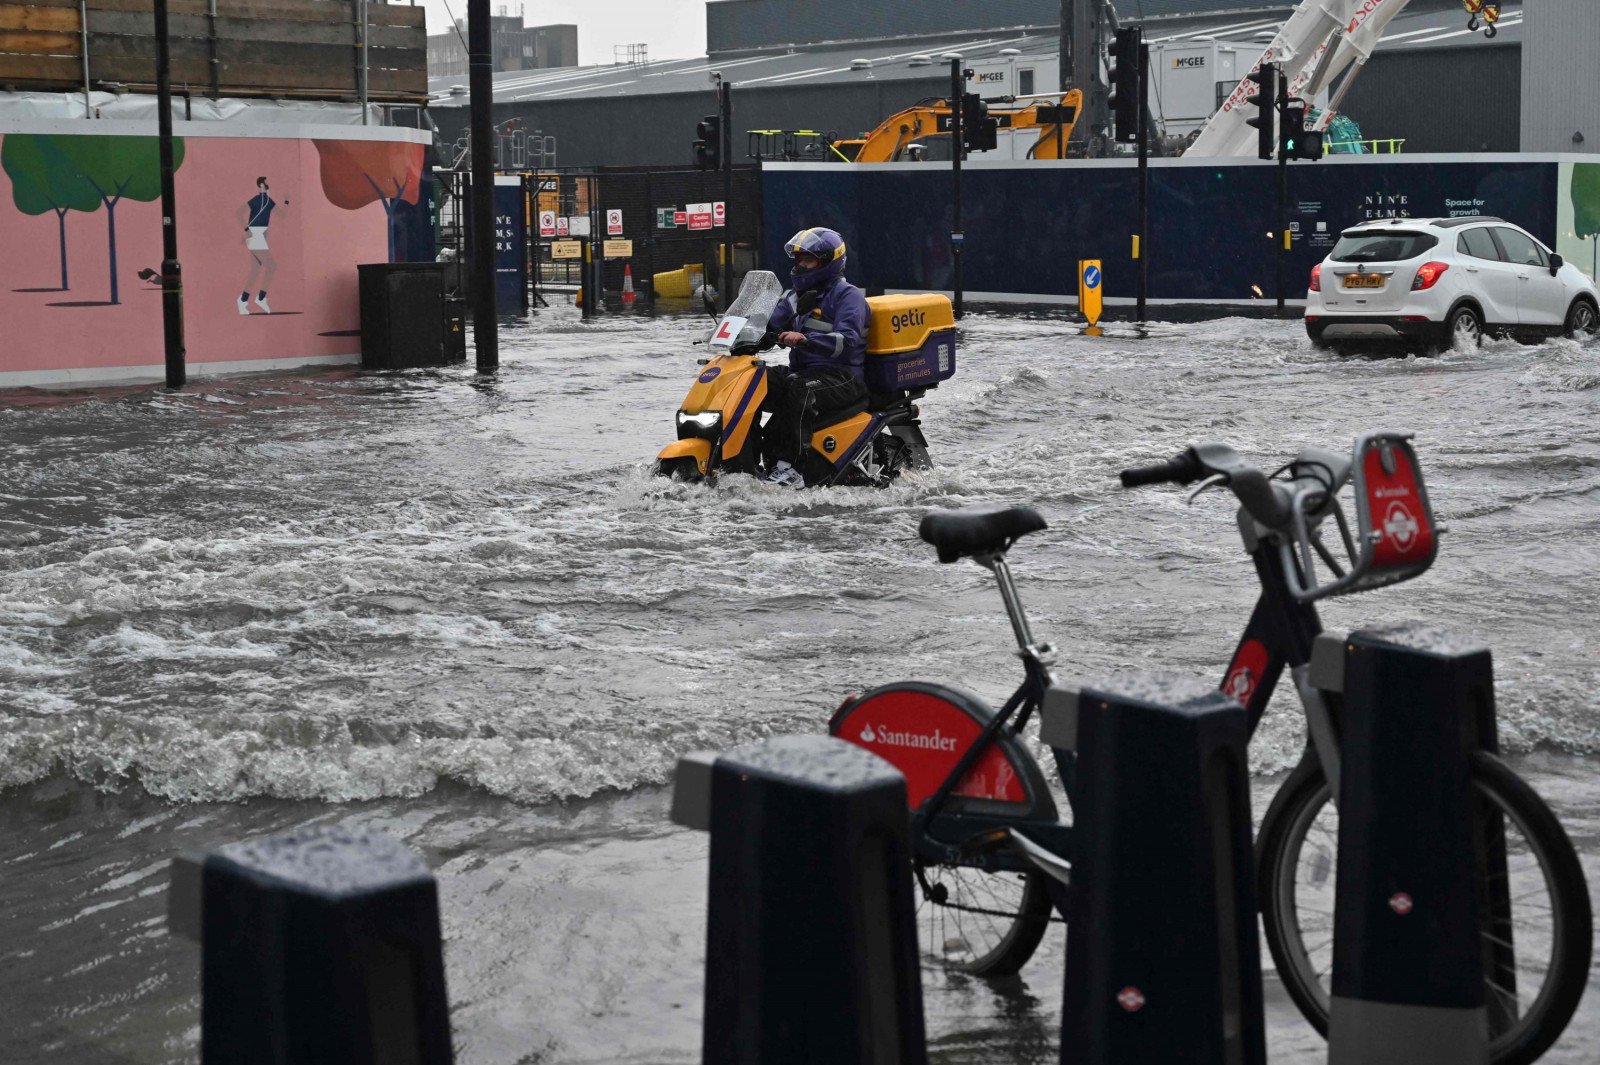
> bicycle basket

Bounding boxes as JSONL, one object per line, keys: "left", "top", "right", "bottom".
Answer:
{"left": 1280, "top": 432, "right": 1439, "bottom": 602}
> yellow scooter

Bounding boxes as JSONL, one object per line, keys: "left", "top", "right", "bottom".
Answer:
{"left": 654, "top": 270, "right": 955, "bottom": 488}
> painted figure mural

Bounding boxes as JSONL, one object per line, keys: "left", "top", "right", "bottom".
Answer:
{"left": 238, "top": 175, "right": 289, "bottom": 314}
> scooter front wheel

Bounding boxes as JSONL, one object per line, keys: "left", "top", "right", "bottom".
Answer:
{"left": 654, "top": 457, "right": 704, "bottom": 483}
{"left": 911, "top": 859, "right": 1053, "bottom": 976}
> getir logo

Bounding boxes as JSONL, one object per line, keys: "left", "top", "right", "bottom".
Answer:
{"left": 890, "top": 308, "right": 926, "bottom": 333}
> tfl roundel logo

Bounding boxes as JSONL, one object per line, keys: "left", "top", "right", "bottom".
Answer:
{"left": 697, "top": 367, "right": 722, "bottom": 384}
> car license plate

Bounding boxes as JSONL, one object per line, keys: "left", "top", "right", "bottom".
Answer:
{"left": 1343, "top": 274, "right": 1384, "bottom": 289}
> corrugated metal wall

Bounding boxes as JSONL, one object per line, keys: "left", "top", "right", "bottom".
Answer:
{"left": 432, "top": 78, "right": 953, "bottom": 169}
{"left": 706, "top": 0, "right": 1059, "bottom": 54}
{"left": 1519, "top": 0, "right": 1599, "bottom": 153}
{"left": 1340, "top": 44, "right": 1522, "bottom": 153}
{"left": 703, "top": 0, "right": 1303, "bottom": 55}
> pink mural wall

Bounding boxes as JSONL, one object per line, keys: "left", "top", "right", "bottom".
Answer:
{"left": 0, "top": 122, "right": 426, "bottom": 386}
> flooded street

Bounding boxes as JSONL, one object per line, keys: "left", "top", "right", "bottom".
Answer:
{"left": 2, "top": 303, "right": 1598, "bottom": 1062}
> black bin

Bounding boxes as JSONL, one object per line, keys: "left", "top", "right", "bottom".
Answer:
{"left": 359, "top": 262, "right": 448, "bottom": 369}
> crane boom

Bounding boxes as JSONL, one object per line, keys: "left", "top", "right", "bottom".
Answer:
{"left": 1186, "top": 0, "right": 1415, "bottom": 157}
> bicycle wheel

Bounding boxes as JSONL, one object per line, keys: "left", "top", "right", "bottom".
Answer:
{"left": 911, "top": 858, "right": 1053, "bottom": 976}
{"left": 1258, "top": 750, "right": 1592, "bottom": 1065}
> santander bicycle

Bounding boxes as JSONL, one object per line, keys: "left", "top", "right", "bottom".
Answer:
{"left": 829, "top": 432, "right": 1590, "bottom": 1065}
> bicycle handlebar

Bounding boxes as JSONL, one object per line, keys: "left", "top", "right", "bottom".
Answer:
{"left": 1120, "top": 442, "right": 1294, "bottom": 529}
{"left": 1119, "top": 450, "right": 1202, "bottom": 488}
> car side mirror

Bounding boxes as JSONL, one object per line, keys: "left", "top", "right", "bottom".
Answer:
{"left": 1549, "top": 252, "right": 1564, "bottom": 275}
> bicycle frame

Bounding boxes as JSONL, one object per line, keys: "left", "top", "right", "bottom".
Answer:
{"left": 1221, "top": 520, "right": 1347, "bottom": 799}
{"left": 911, "top": 512, "right": 1349, "bottom": 870}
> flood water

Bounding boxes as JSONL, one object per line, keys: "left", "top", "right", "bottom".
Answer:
{"left": 2, "top": 302, "right": 1597, "bottom": 1062}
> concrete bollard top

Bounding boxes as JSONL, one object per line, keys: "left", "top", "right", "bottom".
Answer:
{"left": 1351, "top": 621, "right": 1488, "bottom": 658}
{"left": 212, "top": 824, "right": 432, "bottom": 895}
{"left": 670, "top": 734, "right": 903, "bottom": 832}
{"left": 167, "top": 824, "right": 431, "bottom": 943}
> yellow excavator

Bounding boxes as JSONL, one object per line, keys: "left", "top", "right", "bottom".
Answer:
{"left": 832, "top": 89, "right": 1084, "bottom": 162}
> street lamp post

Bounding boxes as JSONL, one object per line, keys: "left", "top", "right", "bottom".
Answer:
{"left": 154, "top": 0, "right": 185, "bottom": 388}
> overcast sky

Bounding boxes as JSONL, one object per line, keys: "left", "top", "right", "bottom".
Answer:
{"left": 418, "top": 0, "right": 711, "bottom": 66}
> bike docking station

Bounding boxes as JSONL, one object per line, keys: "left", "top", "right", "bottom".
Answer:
{"left": 671, "top": 734, "right": 928, "bottom": 1065}
{"left": 1040, "top": 674, "right": 1265, "bottom": 1065}
{"left": 1308, "top": 622, "right": 1498, "bottom": 1065}
{"left": 166, "top": 825, "right": 452, "bottom": 1065}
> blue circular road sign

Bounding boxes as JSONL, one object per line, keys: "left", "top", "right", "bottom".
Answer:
{"left": 1084, "top": 265, "right": 1102, "bottom": 289}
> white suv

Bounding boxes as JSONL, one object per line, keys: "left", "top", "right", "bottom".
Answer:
{"left": 1305, "top": 217, "right": 1599, "bottom": 350}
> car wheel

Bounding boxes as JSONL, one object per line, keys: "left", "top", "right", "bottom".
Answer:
{"left": 1563, "top": 298, "right": 1598, "bottom": 338}
{"left": 1448, "top": 304, "right": 1483, "bottom": 349}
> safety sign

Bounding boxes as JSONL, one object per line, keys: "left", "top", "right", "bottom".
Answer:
{"left": 607, "top": 209, "right": 623, "bottom": 236}
{"left": 713, "top": 201, "right": 726, "bottom": 227}
{"left": 1079, "top": 259, "right": 1103, "bottom": 328}
{"left": 538, "top": 210, "right": 556, "bottom": 238}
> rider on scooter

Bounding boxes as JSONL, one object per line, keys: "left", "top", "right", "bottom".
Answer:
{"left": 763, "top": 227, "right": 870, "bottom": 488}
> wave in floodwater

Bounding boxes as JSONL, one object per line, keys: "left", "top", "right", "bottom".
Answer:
{"left": 2, "top": 310, "right": 1599, "bottom": 803}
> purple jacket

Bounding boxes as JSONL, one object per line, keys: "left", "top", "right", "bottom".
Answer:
{"left": 771, "top": 278, "right": 868, "bottom": 380}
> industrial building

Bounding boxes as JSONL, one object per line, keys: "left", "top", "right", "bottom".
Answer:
{"left": 425, "top": 0, "right": 1593, "bottom": 168}
{"left": 426, "top": 14, "right": 577, "bottom": 78}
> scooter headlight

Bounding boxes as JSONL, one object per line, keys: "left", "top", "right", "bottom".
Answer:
{"left": 676, "top": 410, "right": 723, "bottom": 439}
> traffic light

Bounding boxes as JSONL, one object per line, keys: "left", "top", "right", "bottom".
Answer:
{"left": 960, "top": 92, "right": 998, "bottom": 152}
{"left": 1244, "top": 64, "right": 1277, "bottom": 160}
{"left": 1107, "top": 27, "right": 1142, "bottom": 143}
{"left": 1280, "top": 101, "right": 1324, "bottom": 160}
{"left": 694, "top": 114, "right": 721, "bottom": 170}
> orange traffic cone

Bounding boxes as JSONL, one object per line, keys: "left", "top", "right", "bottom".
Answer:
{"left": 622, "top": 263, "right": 636, "bottom": 306}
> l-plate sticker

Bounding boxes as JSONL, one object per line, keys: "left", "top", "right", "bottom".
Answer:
{"left": 709, "top": 315, "right": 747, "bottom": 348}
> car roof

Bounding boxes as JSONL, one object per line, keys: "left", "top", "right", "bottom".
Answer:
{"left": 1340, "top": 216, "right": 1507, "bottom": 235}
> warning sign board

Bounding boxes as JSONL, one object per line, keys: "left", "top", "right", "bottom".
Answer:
{"left": 552, "top": 240, "right": 582, "bottom": 259}
{"left": 538, "top": 210, "right": 556, "bottom": 238}
{"left": 606, "top": 208, "right": 623, "bottom": 236}
{"left": 713, "top": 201, "right": 726, "bottom": 227}
{"left": 687, "top": 202, "right": 713, "bottom": 231}
{"left": 673, "top": 210, "right": 687, "bottom": 226}
{"left": 1078, "top": 259, "right": 1103, "bottom": 328}
{"left": 602, "top": 239, "right": 633, "bottom": 258}
{"left": 555, "top": 216, "right": 569, "bottom": 237}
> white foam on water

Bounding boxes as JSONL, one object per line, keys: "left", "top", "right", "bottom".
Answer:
{"left": 1, "top": 309, "right": 1597, "bottom": 801}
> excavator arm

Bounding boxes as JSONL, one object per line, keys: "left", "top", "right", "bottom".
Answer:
{"left": 837, "top": 90, "right": 1084, "bottom": 163}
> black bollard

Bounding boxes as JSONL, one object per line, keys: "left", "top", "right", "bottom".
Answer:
{"left": 672, "top": 735, "right": 927, "bottom": 1065}
{"left": 1041, "top": 675, "right": 1264, "bottom": 1065}
{"left": 169, "top": 824, "right": 453, "bottom": 1065}
{"left": 1315, "top": 624, "right": 1494, "bottom": 1064}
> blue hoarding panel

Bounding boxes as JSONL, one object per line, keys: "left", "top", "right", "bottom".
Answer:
{"left": 763, "top": 159, "right": 1558, "bottom": 304}
{"left": 494, "top": 182, "right": 528, "bottom": 309}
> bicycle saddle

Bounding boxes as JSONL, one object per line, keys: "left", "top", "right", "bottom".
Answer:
{"left": 919, "top": 505, "right": 1047, "bottom": 563}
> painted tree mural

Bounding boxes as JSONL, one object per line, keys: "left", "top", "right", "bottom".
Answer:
{"left": 1573, "top": 164, "right": 1600, "bottom": 279}
{"left": 48, "top": 135, "right": 185, "bottom": 305}
{"left": 2, "top": 134, "right": 101, "bottom": 291}
{"left": 313, "top": 139, "right": 423, "bottom": 262}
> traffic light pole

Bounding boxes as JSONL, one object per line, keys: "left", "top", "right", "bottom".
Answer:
{"left": 950, "top": 57, "right": 964, "bottom": 320}
{"left": 1276, "top": 68, "right": 1288, "bottom": 318}
{"left": 467, "top": 0, "right": 497, "bottom": 370}
{"left": 721, "top": 80, "right": 733, "bottom": 313}
{"left": 1136, "top": 41, "right": 1149, "bottom": 323}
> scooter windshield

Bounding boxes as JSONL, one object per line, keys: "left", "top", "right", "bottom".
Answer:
{"left": 708, "top": 270, "right": 785, "bottom": 352}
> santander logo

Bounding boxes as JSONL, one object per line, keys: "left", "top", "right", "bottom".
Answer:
{"left": 858, "top": 722, "right": 958, "bottom": 752}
